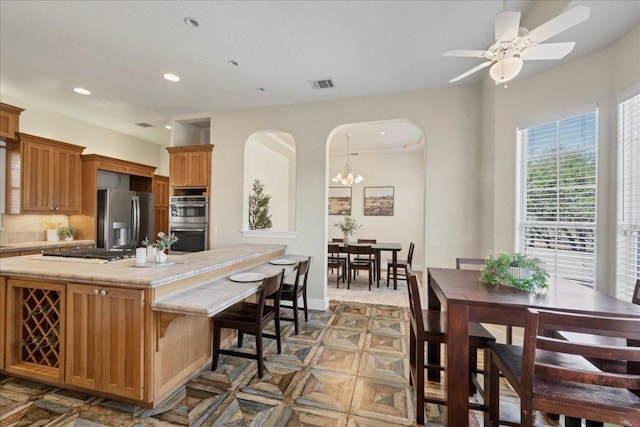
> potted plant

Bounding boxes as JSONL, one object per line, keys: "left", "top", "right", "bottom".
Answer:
{"left": 44, "top": 221, "right": 62, "bottom": 242}
{"left": 248, "top": 179, "right": 273, "bottom": 230}
{"left": 334, "top": 216, "right": 361, "bottom": 244}
{"left": 57, "top": 225, "right": 77, "bottom": 241}
{"left": 480, "top": 251, "right": 549, "bottom": 293}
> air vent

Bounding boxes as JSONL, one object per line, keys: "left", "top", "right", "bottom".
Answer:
{"left": 309, "top": 79, "right": 334, "bottom": 90}
{"left": 135, "top": 122, "right": 154, "bottom": 128}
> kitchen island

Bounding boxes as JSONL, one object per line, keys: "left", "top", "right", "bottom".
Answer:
{"left": 0, "top": 243, "right": 290, "bottom": 407}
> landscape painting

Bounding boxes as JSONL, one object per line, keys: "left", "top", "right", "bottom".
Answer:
{"left": 364, "top": 186, "right": 394, "bottom": 216}
{"left": 328, "top": 187, "right": 352, "bottom": 215}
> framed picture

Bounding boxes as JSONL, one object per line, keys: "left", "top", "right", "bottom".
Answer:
{"left": 328, "top": 187, "right": 352, "bottom": 215}
{"left": 364, "top": 186, "right": 394, "bottom": 216}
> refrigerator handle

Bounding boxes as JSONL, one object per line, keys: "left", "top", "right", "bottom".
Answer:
{"left": 132, "top": 196, "right": 140, "bottom": 247}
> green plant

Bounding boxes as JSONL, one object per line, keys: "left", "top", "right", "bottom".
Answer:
{"left": 335, "top": 216, "right": 361, "bottom": 237}
{"left": 57, "top": 225, "right": 77, "bottom": 239}
{"left": 480, "top": 251, "right": 549, "bottom": 293}
{"left": 248, "top": 179, "right": 273, "bottom": 230}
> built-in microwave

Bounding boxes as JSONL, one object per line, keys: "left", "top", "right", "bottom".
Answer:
{"left": 169, "top": 196, "right": 208, "bottom": 224}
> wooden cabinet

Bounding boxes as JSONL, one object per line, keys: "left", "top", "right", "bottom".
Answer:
{"left": 167, "top": 145, "right": 213, "bottom": 189}
{"left": 0, "top": 103, "right": 24, "bottom": 141}
{"left": 153, "top": 175, "right": 169, "bottom": 236}
{"left": 21, "top": 133, "right": 84, "bottom": 213}
{"left": 0, "top": 278, "right": 5, "bottom": 370}
{"left": 5, "top": 279, "right": 66, "bottom": 384}
{"left": 66, "top": 284, "right": 144, "bottom": 400}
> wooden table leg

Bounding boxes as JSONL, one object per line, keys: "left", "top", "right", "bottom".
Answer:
{"left": 446, "top": 300, "right": 470, "bottom": 427}
{"left": 393, "top": 250, "right": 398, "bottom": 290}
{"left": 427, "top": 272, "right": 441, "bottom": 382}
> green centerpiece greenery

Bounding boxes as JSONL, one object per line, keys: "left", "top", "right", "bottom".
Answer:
{"left": 57, "top": 225, "right": 77, "bottom": 240}
{"left": 479, "top": 251, "right": 549, "bottom": 293}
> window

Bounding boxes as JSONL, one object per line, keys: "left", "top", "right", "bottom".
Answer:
{"left": 616, "top": 93, "right": 640, "bottom": 301}
{"left": 517, "top": 110, "right": 597, "bottom": 286}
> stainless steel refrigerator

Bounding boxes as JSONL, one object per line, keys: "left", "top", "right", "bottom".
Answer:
{"left": 97, "top": 189, "right": 154, "bottom": 250}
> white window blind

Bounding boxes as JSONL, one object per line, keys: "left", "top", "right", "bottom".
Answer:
{"left": 616, "top": 93, "right": 640, "bottom": 301}
{"left": 518, "top": 111, "right": 597, "bottom": 286}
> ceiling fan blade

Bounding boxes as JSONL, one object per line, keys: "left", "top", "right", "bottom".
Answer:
{"left": 448, "top": 61, "right": 493, "bottom": 83}
{"left": 526, "top": 5, "right": 590, "bottom": 44}
{"left": 521, "top": 42, "right": 576, "bottom": 60}
{"left": 442, "top": 50, "right": 488, "bottom": 58}
{"left": 495, "top": 11, "right": 521, "bottom": 41}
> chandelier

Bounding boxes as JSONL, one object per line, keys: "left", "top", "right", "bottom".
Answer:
{"left": 332, "top": 134, "right": 363, "bottom": 186}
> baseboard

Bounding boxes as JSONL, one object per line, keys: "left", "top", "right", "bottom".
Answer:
{"left": 307, "top": 297, "right": 329, "bottom": 311}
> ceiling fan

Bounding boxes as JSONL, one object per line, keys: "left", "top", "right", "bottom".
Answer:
{"left": 444, "top": 5, "right": 590, "bottom": 84}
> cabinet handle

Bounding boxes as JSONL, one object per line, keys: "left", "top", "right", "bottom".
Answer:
{"left": 100, "top": 290, "right": 107, "bottom": 296}
{"left": 50, "top": 207, "right": 55, "bottom": 211}
{"left": 94, "top": 289, "right": 99, "bottom": 295}
{"left": 55, "top": 207, "right": 59, "bottom": 211}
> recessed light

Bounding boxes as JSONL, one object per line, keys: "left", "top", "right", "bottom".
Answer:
{"left": 380, "top": 131, "right": 386, "bottom": 135}
{"left": 256, "top": 87, "right": 265, "bottom": 92}
{"left": 184, "top": 17, "right": 199, "bottom": 28}
{"left": 73, "top": 87, "right": 91, "bottom": 95}
{"left": 227, "top": 60, "right": 239, "bottom": 67}
{"left": 165, "top": 125, "right": 172, "bottom": 130}
{"left": 163, "top": 73, "right": 180, "bottom": 82}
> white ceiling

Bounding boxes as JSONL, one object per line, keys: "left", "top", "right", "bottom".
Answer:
{"left": 1, "top": 1, "right": 638, "bottom": 151}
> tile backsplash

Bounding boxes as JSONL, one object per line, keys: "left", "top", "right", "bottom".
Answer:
{"left": 2, "top": 214, "right": 69, "bottom": 243}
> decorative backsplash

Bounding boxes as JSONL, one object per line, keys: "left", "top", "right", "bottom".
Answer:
{"left": 1, "top": 214, "right": 69, "bottom": 244}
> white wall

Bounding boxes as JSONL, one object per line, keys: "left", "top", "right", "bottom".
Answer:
{"left": 245, "top": 141, "right": 291, "bottom": 231}
{"left": 484, "top": 26, "right": 640, "bottom": 295}
{"left": 207, "top": 84, "right": 481, "bottom": 309}
{"left": 328, "top": 150, "right": 425, "bottom": 269}
{"left": 0, "top": 98, "right": 168, "bottom": 175}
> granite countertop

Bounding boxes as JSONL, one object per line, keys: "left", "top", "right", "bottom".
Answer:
{"left": 151, "top": 255, "right": 308, "bottom": 316}
{"left": 0, "top": 240, "right": 95, "bottom": 253}
{"left": 0, "top": 243, "right": 287, "bottom": 289}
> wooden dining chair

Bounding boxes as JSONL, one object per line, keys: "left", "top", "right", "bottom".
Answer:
{"left": 455, "top": 256, "right": 515, "bottom": 345}
{"left": 555, "top": 278, "right": 640, "bottom": 373}
{"left": 348, "top": 245, "right": 375, "bottom": 290}
{"left": 211, "top": 269, "right": 284, "bottom": 378}
{"left": 273, "top": 257, "right": 310, "bottom": 335}
{"left": 386, "top": 241, "right": 414, "bottom": 286}
{"left": 485, "top": 308, "right": 640, "bottom": 427}
{"left": 355, "top": 239, "right": 377, "bottom": 280}
{"left": 406, "top": 267, "right": 496, "bottom": 425}
{"left": 327, "top": 243, "right": 345, "bottom": 287}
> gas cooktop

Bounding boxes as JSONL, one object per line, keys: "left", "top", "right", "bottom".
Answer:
{"left": 43, "top": 248, "right": 136, "bottom": 261}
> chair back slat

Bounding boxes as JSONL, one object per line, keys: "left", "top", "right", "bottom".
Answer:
{"left": 522, "top": 308, "right": 640, "bottom": 395}
{"left": 535, "top": 363, "right": 640, "bottom": 389}
{"left": 633, "top": 278, "right": 640, "bottom": 305}
{"left": 331, "top": 238, "right": 343, "bottom": 243}
{"left": 357, "top": 239, "right": 377, "bottom": 244}
{"left": 293, "top": 257, "right": 310, "bottom": 293}
{"left": 349, "top": 244, "right": 373, "bottom": 261}
{"left": 456, "top": 257, "right": 485, "bottom": 270}
{"left": 257, "top": 269, "right": 284, "bottom": 319}
{"left": 407, "top": 242, "right": 415, "bottom": 266}
{"left": 406, "top": 267, "right": 424, "bottom": 336}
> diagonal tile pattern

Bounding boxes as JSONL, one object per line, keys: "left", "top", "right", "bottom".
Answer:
{"left": 0, "top": 299, "right": 563, "bottom": 426}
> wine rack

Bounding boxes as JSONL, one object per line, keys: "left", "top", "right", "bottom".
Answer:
{"left": 6, "top": 279, "right": 66, "bottom": 383}
{"left": 20, "top": 288, "right": 61, "bottom": 367}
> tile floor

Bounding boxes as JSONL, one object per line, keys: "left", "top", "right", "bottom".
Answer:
{"left": 1, "top": 297, "right": 566, "bottom": 426}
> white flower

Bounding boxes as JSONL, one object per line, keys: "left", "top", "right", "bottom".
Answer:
{"left": 157, "top": 232, "right": 165, "bottom": 238}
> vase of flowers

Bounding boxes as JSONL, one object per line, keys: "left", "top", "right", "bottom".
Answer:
{"left": 334, "top": 216, "right": 361, "bottom": 245}
{"left": 142, "top": 232, "right": 178, "bottom": 263}
{"left": 57, "top": 225, "right": 77, "bottom": 241}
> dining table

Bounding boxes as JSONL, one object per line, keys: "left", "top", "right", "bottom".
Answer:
{"left": 426, "top": 267, "right": 640, "bottom": 427}
{"left": 337, "top": 242, "right": 403, "bottom": 289}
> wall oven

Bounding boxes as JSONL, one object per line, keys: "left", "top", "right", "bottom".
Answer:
{"left": 169, "top": 196, "right": 208, "bottom": 252}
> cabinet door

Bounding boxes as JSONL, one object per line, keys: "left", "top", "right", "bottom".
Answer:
{"left": 154, "top": 206, "right": 168, "bottom": 237}
{"left": 100, "top": 287, "right": 144, "bottom": 400}
{"left": 169, "top": 152, "right": 189, "bottom": 187}
{"left": 54, "top": 147, "right": 82, "bottom": 213}
{"left": 0, "top": 108, "right": 19, "bottom": 140}
{"left": 22, "top": 140, "right": 55, "bottom": 212}
{"left": 5, "top": 279, "right": 66, "bottom": 384}
{"left": 153, "top": 176, "right": 169, "bottom": 206}
{"left": 66, "top": 284, "right": 102, "bottom": 390}
{"left": 187, "top": 152, "right": 209, "bottom": 187}
{"left": 1, "top": 278, "right": 5, "bottom": 370}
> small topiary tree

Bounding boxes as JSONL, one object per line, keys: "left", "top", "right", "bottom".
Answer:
{"left": 248, "top": 179, "right": 273, "bottom": 230}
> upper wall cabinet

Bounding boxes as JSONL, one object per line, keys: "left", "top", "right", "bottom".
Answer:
{"left": 0, "top": 103, "right": 24, "bottom": 141}
{"left": 166, "top": 145, "right": 213, "bottom": 191}
{"left": 21, "top": 133, "right": 84, "bottom": 213}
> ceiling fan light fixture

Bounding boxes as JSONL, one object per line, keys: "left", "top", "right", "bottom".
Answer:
{"left": 489, "top": 57, "right": 523, "bottom": 84}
